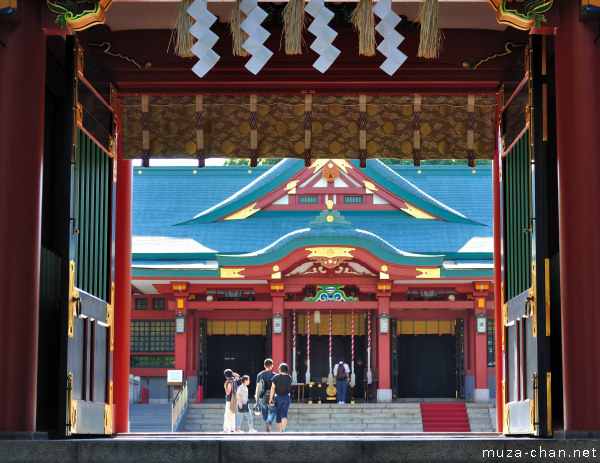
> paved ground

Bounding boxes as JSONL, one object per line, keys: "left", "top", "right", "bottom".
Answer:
{"left": 1, "top": 434, "right": 599, "bottom": 463}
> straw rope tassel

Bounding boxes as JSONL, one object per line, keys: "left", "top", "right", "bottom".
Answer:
{"left": 351, "top": 0, "right": 375, "bottom": 57}
{"left": 174, "top": 0, "right": 195, "bottom": 57}
{"left": 230, "top": 0, "right": 249, "bottom": 57}
{"left": 417, "top": 0, "right": 443, "bottom": 59}
{"left": 283, "top": 0, "right": 305, "bottom": 55}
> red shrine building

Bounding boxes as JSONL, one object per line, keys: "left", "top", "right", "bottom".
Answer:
{"left": 130, "top": 160, "right": 495, "bottom": 403}
{"left": 1, "top": 0, "right": 600, "bottom": 441}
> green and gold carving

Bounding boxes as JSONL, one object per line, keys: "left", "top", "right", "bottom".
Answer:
{"left": 304, "top": 285, "right": 359, "bottom": 302}
{"left": 47, "top": 0, "right": 113, "bottom": 31}
{"left": 487, "top": 0, "right": 553, "bottom": 30}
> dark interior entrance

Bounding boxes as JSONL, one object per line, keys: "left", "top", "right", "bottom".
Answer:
{"left": 206, "top": 335, "right": 266, "bottom": 398}
{"left": 397, "top": 334, "right": 456, "bottom": 398}
{"left": 296, "top": 335, "right": 365, "bottom": 397}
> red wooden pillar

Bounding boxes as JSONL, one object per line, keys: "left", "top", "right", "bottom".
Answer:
{"left": 493, "top": 102, "right": 503, "bottom": 431}
{"left": 113, "top": 152, "right": 132, "bottom": 433}
{"left": 174, "top": 293, "right": 189, "bottom": 373}
{"left": 376, "top": 285, "right": 391, "bottom": 402}
{"left": 270, "top": 285, "right": 286, "bottom": 369}
{"left": 473, "top": 284, "right": 490, "bottom": 402}
{"left": 555, "top": 0, "right": 600, "bottom": 432}
{"left": 0, "top": 0, "right": 46, "bottom": 433}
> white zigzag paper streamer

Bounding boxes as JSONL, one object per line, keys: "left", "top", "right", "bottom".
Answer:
{"left": 305, "top": 0, "right": 340, "bottom": 73}
{"left": 373, "top": 0, "right": 407, "bottom": 76}
{"left": 240, "top": 0, "right": 273, "bottom": 75}
{"left": 187, "top": 0, "right": 219, "bottom": 78}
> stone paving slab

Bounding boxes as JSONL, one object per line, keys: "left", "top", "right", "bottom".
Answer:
{"left": 2, "top": 436, "right": 600, "bottom": 463}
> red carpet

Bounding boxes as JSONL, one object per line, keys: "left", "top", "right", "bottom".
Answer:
{"left": 420, "top": 403, "right": 470, "bottom": 432}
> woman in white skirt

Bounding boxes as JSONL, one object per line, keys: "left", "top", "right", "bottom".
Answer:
{"left": 223, "top": 369, "right": 239, "bottom": 432}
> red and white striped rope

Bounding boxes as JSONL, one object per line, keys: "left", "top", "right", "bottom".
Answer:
{"left": 307, "top": 310, "right": 310, "bottom": 361}
{"left": 328, "top": 310, "right": 332, "bottom": 358}
{"left": 351, "top": 310, "right": 355, "bottom": 362}
{"left": 293, "top": 310, "right": 296, "bottom": 350}
{"left": 368, "top": 311, "right": 371, "bottom": 350}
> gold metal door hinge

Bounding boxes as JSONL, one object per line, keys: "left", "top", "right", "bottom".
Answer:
{"left": 68, "top": 261, "right": 80, "bottom": 338}
{"left": 545, "top": 258, "right": 551, "bottom": 336}
{"left": 107, "top": 282, "right": 115, "bottom": 350}
{"left": 530, "top": 260, "right": 537, "bottom": 337}
{"left": 547, "top": 372, "right": 552, "bottom": 437}
{"left": 104, "top": 404, "right": 113, "bottom": 435}
{"left": 67, "top": 372, "right": 77, "bottom": 435}
{"left": 531, "top": 372, "right": 538, "bottom": 435}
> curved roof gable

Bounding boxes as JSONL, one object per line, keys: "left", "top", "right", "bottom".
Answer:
{"left": 177, "top": 159, "right": 304, "bottom": 224}
{"left": 178, "top": 159, "right": 480, "bottom": 226}
{"left": 216, "top": 207, "right": 444, "bottom": 268}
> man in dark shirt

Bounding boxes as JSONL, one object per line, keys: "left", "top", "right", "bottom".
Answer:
{"left": 268, "top": 363, "right": 292, "bottom": 432}
{"left": 255, "top": 358, "right": 276, "bottom": 431}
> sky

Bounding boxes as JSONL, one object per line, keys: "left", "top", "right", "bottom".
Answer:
{"left": 132, "top": 158, "right": 226, "bottom": 166}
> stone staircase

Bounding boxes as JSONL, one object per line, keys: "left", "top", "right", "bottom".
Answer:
{"left": 184, "top": 402, "right": 496, "bottom": 433}
{"left": 466, "top": 403, "right": 497, "bottom": 432}
{"left": 129, "top": 404, "right": 173, "bottom": 432}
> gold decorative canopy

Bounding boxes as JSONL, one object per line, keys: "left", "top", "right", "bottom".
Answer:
{"left": 121, "top": 93, "right": 495, "bottom": 166}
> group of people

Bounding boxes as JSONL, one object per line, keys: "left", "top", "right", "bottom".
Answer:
{"left": 223, "top": 359, "right": 293, "bottom": 433}
{"left": 223, "top": 357, "right": 350, "bottom": 433}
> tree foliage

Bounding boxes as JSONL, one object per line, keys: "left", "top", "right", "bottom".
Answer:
{"left": 224, "top": 158, "right": 492, "bottom": 166}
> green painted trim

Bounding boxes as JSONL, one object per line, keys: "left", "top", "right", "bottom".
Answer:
{"left": 440, "top": 268, "right": 494, "bottom": 278}
{"left": 132, "top": 268, "right": 221, "bottom": 278}
{"left": 133, "top": 252, "right": 219, "bottom": 260}
{"left": 217, "top": 235, "right": 445, "bottom": 267}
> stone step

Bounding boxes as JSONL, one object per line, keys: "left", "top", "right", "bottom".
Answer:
{"left": 183, "top": 402, "right": 496, "bottom": 433}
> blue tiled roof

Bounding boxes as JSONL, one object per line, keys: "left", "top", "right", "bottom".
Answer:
{"left": 132, "top": 161, "right": 493, "bottom": 260}
{"left": 132, "top": 165, "right": 269, "bottom": 237}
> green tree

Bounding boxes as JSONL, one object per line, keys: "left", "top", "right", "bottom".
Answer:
{"left": 223, "top": 158, "right": 282, "bottom": 166}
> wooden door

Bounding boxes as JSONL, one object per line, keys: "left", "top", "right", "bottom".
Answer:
{"left": 500, "top": 35, "right": 557, "bottom": 436}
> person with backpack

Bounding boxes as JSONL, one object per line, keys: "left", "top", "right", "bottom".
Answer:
{"left": 333, "top": 357, "right": 350, "bottom": 404}
{"left": 268, "top": 363, "right": 292, "bottom": 432}
{"left": 255, "top": 358, "right": 276, "bottom": 432}
{"left": 223, "top": 369, "right": 239, "bottom": 432}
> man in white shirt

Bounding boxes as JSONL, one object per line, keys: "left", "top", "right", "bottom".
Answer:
{"left": 333, "top": 358, "right": 350, "bottom": 404}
